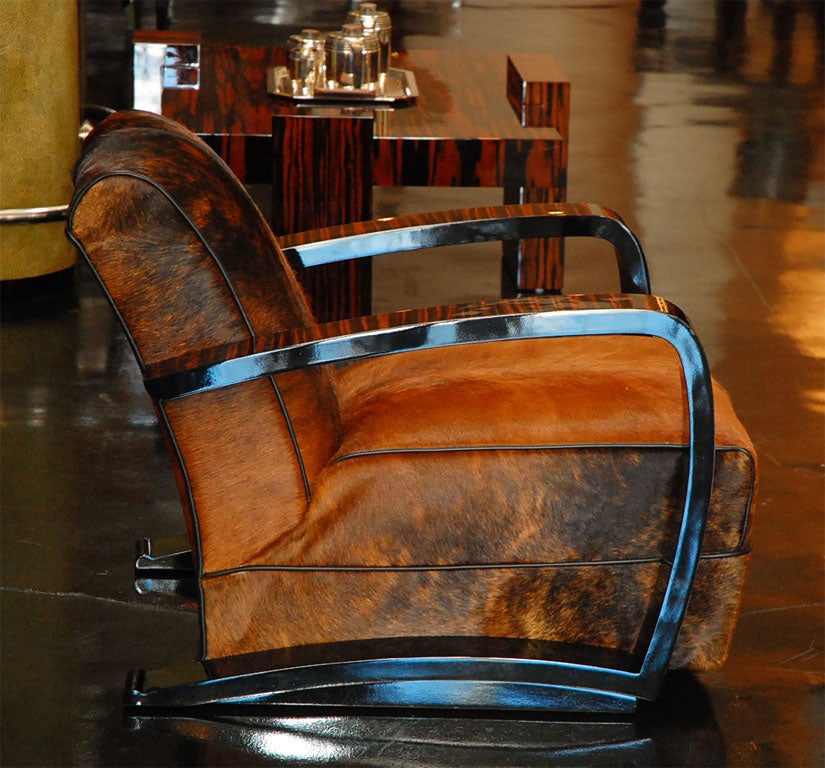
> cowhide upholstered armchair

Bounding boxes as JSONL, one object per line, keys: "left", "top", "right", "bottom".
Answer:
{"left": 66, "top": 110, "right": 756, "bottom": 714}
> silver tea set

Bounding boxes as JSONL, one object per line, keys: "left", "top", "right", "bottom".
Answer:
{"left": 286, "top": 3, "right": 392, "bottom": 96}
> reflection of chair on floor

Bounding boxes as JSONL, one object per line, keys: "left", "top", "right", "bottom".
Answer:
{"left": 128, "top": 669, "right": 724, "bottom": 766}
{"left": 130, "top": 713, "right": 659, "bottom": 766}
{"left": 67, "top": 110, "right": 756, "bottom": 714}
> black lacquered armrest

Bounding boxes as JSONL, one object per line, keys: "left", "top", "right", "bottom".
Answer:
{"left": 279, "top": 203, "right": 651, "bottom": 295}
{"left": 139, "top": 291, "right": 715, "bottom": 710}
{"left": 145, "top": 293, "right": 679, "bottom": 400}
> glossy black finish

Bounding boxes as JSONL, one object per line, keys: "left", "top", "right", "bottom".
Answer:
{"left": 123, "top": 668, "right": 725, "bottom": 765}
{"left": 282, "top": 203, "right": 651, "bottom": 294}
{"left": 121, "top": 666, "right": 726, "bottom": 765}
{"left": 135, "top": 536, "right": 194, "bottom": 578}
{"left": 147, "top": 297, "right": 682, "bottom": 401}
{"left": 125, "top": 714, "right": 658, "bottom": 767}
{"left": 133, "top": 537, "right": 197, "bottom": 599}
{"left": 127, "top": 660, "right": 639, "bottom": 714}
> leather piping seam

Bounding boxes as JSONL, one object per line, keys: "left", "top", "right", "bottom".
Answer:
{"left": 331, "top": 442, "right": 753, "bottom": 463}
{"left": 68, "top": 173, "right": 238, "bottom": 661}
{"left": 68, "top": 170, "right": 258, "bottom": 346}
{"left": 329, "top": 443, "right": 756, "bottom": 554}
{"left": 66, "top": 220, "right": 148, "bottom": 372}
{"left": 268, "top": 375, "right": 311, "bottom": 502}
{"left": 201, "top": 546, "right": 753, "bottom": 579}
{"left": 155, "top": 403, "right": 209, "bottom": 659}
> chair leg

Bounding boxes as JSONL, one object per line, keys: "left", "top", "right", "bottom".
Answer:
{"left": 124, "top": 637, "right": 641, "bottom": 714}
{"left": 134, "top": 536, "right": 197, "bottom": 600}
{"left": 135, "top": 536, "right": 194, "bottom": 577}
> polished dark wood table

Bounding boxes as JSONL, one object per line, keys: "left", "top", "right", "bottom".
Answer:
{"left": 157, "top": 41, "right": 569, "bottom": 320}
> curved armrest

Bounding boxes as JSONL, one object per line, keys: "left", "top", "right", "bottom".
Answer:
{"left": 141, "top": 291, "right": 715, "bottom": 708}
{"left": 147, "top": 293, "right": 686, "bottom": 402}
{"left": 280, "top": 203, "right": 651, "bottom": 295}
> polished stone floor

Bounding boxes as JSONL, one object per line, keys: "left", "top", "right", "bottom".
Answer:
{"left": 2, "top": 0, "right": 824, "bottom": 765}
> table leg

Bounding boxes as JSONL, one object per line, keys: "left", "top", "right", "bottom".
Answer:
{"left": 503, "top": 55, "right": 570, "bottom": 295}
{"left": 501, "top": 186, "right": 564, "bottom": 296}
{"left": 272, "top": 114, "right": 373, "bottom": 322}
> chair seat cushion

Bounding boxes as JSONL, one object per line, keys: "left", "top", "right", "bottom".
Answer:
{"left": 303, "top": 335, "right": 754, "bottom": 564}
{"left": 335, "top": 335, "right": 751, "bottom": 453}
{"left": 200, "top": 335, "right": 756, "bottom": 668}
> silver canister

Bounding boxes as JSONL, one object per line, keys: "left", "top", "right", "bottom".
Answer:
{"left": 347, "top": 3, "right": 391, "bottom": 85}
{"left": 325, "top": 24, "right": 380, "bottom": 90}
{"left": 286, "top": 29, "right": 324, "bottom": 95}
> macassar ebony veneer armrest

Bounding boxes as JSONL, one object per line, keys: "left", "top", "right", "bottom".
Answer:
{"left": 145, "top": 293, "right": 678, "bottom": 397}
{"left": 279, "top": 203, "right": 651, "bottom": 296}
{"left": 137, "top": 293, "right": 715, "bottom": 711}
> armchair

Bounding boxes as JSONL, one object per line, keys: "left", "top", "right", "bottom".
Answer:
{"left": 67, "top": 110, "right": 756, "bottom": 714}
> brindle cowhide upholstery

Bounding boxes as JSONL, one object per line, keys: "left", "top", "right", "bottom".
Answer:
{"left": 68, "top": 111, "right": 757, "bottom": 670}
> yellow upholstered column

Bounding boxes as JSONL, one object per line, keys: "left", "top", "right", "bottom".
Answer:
{"left": 0, "top": 0, "right": 80, "bottom": 281}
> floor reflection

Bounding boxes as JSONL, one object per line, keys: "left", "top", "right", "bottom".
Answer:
{"left": 126, "top": 672, "right": 722, "bottom": 767}
{"left": 129, "top": 714, "right": 655, "bottom": 767}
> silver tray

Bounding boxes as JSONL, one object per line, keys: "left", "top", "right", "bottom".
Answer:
{"left": 267, "top": 66, "right": 418, "bottom": 105}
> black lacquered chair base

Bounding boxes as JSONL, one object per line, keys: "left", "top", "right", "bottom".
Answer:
{"left": 134, "top": 536, "right": 197, "bottom": 600}
{"left": 126, "top": 637, "right": 646, "bottom": 714}
{"left": 125, "top": 670, "right": 726, "bottom": 765}
{"left": 135, "top": 536, "right": 194, "bottom": 579}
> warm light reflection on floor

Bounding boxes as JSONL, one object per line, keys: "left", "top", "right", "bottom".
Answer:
{"left": 771, "top": 229, "right": 825, "bottom": 412}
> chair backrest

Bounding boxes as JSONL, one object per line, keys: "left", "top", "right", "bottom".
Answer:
{"left": 70, "top": 109, "right": 316, "bottom": 369}
{"left": 67, "top": 110, "right": 341, "bottom": 569}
